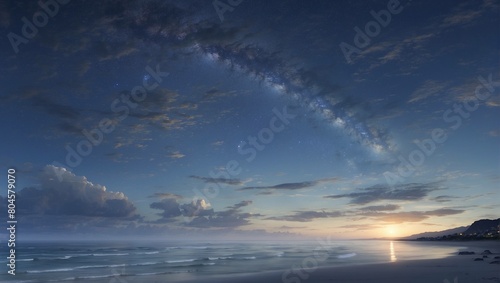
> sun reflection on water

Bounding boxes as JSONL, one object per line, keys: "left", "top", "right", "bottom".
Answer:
{"left": 390, "top": 241, "right": 397, "bottom": 262}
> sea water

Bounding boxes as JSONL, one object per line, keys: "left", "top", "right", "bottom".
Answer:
{"left": 0, "top": 240, "right": 465, "bottom": 282}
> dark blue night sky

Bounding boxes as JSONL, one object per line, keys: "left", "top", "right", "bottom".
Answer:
{"left": 0, "top": 0, "right": 499, "bottom": 240}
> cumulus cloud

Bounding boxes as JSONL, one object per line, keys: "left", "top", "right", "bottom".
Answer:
{"left": 150, "top": 198, "right": 182, "bottom": 222}
{"left": 18, "top": 165, "right": 137, "bottom": 218}
{"left": 151, "top": 197, "right": 257, "bottom": 229}
{"left": 324, "top": 182, "right": 442, "bottom": 205}
{"left": 186, "top": 201, "right": 261, "bottom": 228}
{"left": 180, "top": 199, "right": 214, "bottom": 217}
{"left": 149, "top": 197, "right": 214, "bottom": 223}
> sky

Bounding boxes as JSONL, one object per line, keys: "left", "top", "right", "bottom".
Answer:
{"left": 0, "top": 0, "right": 499, "bottom": 241}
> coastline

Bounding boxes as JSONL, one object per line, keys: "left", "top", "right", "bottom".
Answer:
{"left": 80, "top": 240, "right": 500, "bottom": 283}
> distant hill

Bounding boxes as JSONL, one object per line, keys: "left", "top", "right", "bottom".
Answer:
{"left": 464, "top": 218, "right": 500, "bottom": 235}
{"left": 404, "top": 226, "right": 468, "bottom": 239}
{"left": 404, "top": 218, "right": 500, "bottom": 241}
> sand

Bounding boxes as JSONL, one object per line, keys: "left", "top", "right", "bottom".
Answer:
{"left": 84, "top": 241, "right": 500, "bottom": 283}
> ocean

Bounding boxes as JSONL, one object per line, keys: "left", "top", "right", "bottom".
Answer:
{"left": 0, "top": 240, "right": 466, "bottom": 282}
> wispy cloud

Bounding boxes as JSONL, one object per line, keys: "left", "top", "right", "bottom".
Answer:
{"left": 149, "top": 193, "right": 183, "bottom": 200}
{"left": 324, "top": 182, "right": 442, "bottom": 205}
{"left": 355, "top": 1, "right": 495, "bottom": 71}
{"left": 266, "top": 210, "right": 342, "bottom": 222}
{"left": 360, "top": 208, "right": 464, "bottom": 223}
{"left": 239, "top": 177, "right": 339, "bottom": 191}
{"left": 190, "top": 175, "right": 245, "bottom": 186}
{"left": 202, "top": 88, "right": 239, "bottom": 102}
{"left": 408, "top": 80, "right": 450, "bottom": 103}
{"left": 337, "top": 224, "right": 382, "bottom": 231}
{"left": 488, "top": 130, "right": 500, "bottom": 137}
{"left": 168, "top": 151, "right": 185, "bottom": 159}
{"left": 227, "top": 200, "right": 253, "bottom": 209}
{"left": 440, "top": 10, "right": 482, "bottom": 28}
{"left": 359, "top": 204, "right": 400, "bottom": 212}
{"left": 430, "top": 195, "right": 459, "bottom": 203}
{"left": 486, "top": 96, "right": 500, "bottom": 107}
{"left": 212, "top": 140, "right": 224, "bottom": 146}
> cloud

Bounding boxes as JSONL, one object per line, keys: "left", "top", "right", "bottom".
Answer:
{"left": 185, "top": 200, "right": 260, "bottom": 228}
{"left": 96, "top": 42, "right": 138, "bottom": 61}
{"left": 408, "top": 80, "right": 450, "bottom": 103}
{"left": 486, "top": 96, "right": 500, "bottom": 107}
{"left": 0, "top": 1, "right": 10, "bottom": 28}
{"left": 431, "top": 195, "right": 459, "bottom": 203}
{"left": 121, "top": 88, "right": 202, "bottom": 133}
{"left": 149, "top": 198, "right": 214, "bottom": 223}
{"left": 239, "top": 177, "right": 339, "bottom": 191}
{"left": 57, "top": 122, "right": 85, "bottom": 135}
{"left": 18, "top": 165, "right": 137, "bottom": 218}
{"left": 202, "top": 88, "right": 238, "bottom": 102}
{"left": 278, "top": 225, "right": 307, "bottom": 229}
{"left": 337, "top": 224, "right": 381, "bottom": 231}
{"left": 180, "top": 199, "right": 214, "bottom": 217}
{"left": 440, "top": 10, "right": 482, "bottom": 28}
{"left": 228, "top": 200, "right": 252, "bottom": 209}
{"left": 354, "top": 1, "right": 495, "bottom": 72}
{"left": 13, "top": 0, "right": 385, "bottom": 153}
{"left": 190, "top": 175, "right": 245, "bottom": 186}
{"left": 149, "top": 193, "right": 183, "bottom": 200}
{"left": 77, "top": 60, "right": 91, "bottom": 77}
{"left": 266, "top": 210, "right": 342, "bottom": 222}
{"left": 360, "top": 208, "right": 464, "bottom": 223}
{"left": 168, "top": 151, "right": 185, "bottom": 159}
{"left": 33, "top": 96, "right": 80, "bottom": 121}
{"left": 212, "top": 140, "right": 224, "bottom": 146}
{"left": 359, "top": 204, "right": 400, "bottom": 212}
{"left": 324, "top": 182, "right": 442, "bottom": 205}
{"left": 187, "top": 214, "right": 251, "bottom": 228}
{"left": 489, "top": 130, "right": 500, "bottom": 137}
{"left": 147, "top": 195, "right": 258, "bottom": 228}
{"left": 355, "top": 32, "right": 436, "bottom": 69}
{"left": 150, "top": 198, "right": 182, "bottom": 221}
